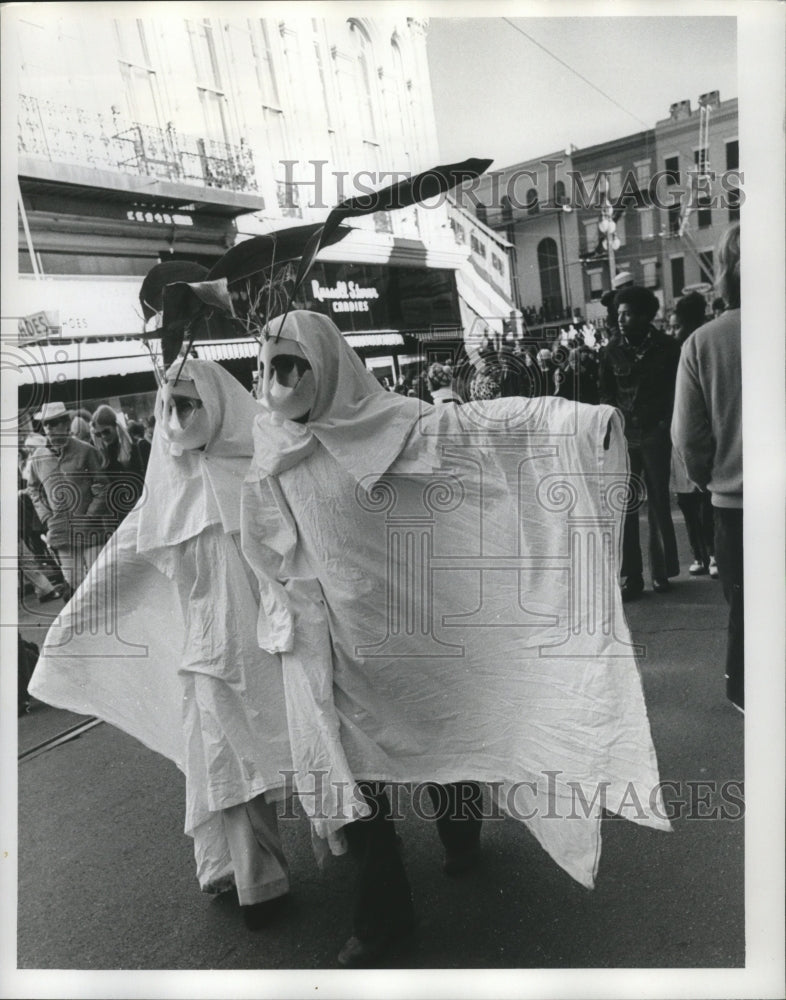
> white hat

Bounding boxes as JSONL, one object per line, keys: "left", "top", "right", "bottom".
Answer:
{"left": 612, "top": 271, "right": 633, "bottom": 290}
{"left": 34, "top": 401, "right": 72, "bottom": 424}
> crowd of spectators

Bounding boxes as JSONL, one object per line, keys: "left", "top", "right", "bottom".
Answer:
{"left": 18, "top": 223, "right": 742, "bottom": 712}
{"left": 18, "top": 403, "right": 154, "bottom": 605}
{"left": 379, "top": 223, "right": 743, "bottom": 710}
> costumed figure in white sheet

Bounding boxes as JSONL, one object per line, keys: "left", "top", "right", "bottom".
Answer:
{"left": 30, "top": 359, "right": 294, "bottom": 926}
{"left": 240, "top": 310, "right": 671, "bottom": 966}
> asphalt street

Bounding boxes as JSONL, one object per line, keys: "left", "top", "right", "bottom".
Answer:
{"left": 15, "top": 513, "right": 744, "bottom": 972}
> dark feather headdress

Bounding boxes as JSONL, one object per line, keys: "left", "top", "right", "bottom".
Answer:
{"left": 142, "top": 158, "right": 493, "bottom": 384}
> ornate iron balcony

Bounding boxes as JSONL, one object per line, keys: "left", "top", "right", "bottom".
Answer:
{"left": 18, "top": 94, "right": 257, "bottom": 194}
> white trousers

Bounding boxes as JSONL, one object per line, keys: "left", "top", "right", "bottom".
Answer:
{"left": 221, "top": 794, "right": 290, "bottom": 905}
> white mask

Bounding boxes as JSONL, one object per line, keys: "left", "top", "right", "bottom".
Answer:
{"left": 259, "top": 338, "right": 316, "bottom": 422}
{"left": 162, "top": 386, "right": 212, "bottom": 454}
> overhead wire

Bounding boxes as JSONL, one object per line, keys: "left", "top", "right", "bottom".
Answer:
{"left": 501, "top": 18, "right": 652, "bottom": 131}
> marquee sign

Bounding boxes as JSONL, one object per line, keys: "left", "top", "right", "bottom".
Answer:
{"left": 310, "top": 278, "right": 380, "bottom": 314}
{"left": 300, "top": 262, "right": 460, "bottom": 333}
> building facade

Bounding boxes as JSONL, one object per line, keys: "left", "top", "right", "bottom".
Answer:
{"left": 12, "top": 10, "right": 510, "bottom": 416}
{"left": 653, "top": 93, "right": 740, "bottom": 308}
{"left": 463, "top": 94, "right": 739, "bottom": 327}
{"left": 571, "top": 129, "right": 659, "bottom": 321}
{"left": 468, "top": 152, "right": 584, "bottom": 337}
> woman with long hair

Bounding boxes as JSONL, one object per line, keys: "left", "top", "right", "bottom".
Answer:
{"left": 90, "top": 405, "right": 145, "bottom": 538}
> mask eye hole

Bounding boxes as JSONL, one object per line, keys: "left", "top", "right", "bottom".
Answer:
{"left": 270, "top": 355, "right": 310, "bottom": 386}
{"left": 170, "top": 397, "right": 203, "bottom": 419}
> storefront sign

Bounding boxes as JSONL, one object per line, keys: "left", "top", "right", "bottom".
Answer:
{"left": 300, "top": 262, "right": 461, "bottom": 334}
{"left": 11, "top": 277, "right": 143, "bottom": 341}
{"left": 310, "top": 279, "right": 380, "bottom": 313}
{"left": 18, "top": 310, "right": 60, "bottom": 342}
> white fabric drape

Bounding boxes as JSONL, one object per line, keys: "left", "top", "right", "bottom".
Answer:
{"left": 241, "top": 314, "right": 670, "bottom": 890}
{"left": 31, "top": 361, "right": 293, "bottom": 892}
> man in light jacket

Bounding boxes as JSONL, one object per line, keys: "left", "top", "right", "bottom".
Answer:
{"left": 671, "top": 223, "right": 743, "bottom": 712}
{"left": 26, "top": 402, "right": 109, "bottom": 595}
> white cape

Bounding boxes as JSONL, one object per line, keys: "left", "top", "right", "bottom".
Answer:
{"left": 242, "top": 393, "right": 671, "bottom": 889}
{"left": 30, "top": 360, "right": 293, "bottom": 892}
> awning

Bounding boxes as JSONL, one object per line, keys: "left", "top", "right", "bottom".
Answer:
{"left": 15, "top": 340, "right": 161, "bottom": 386}
{"left": 344, "top": 332, "right": 405, "bottom": 348}
{"left": 410, "top": 327, "right": 464, "bottom": 342}
{"left": 196, "top": 340, "right": 258, "bottom": 362}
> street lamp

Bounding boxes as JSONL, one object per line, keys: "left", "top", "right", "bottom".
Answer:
{"left": 598, "top": 176, "right": 621, "bottom": 284}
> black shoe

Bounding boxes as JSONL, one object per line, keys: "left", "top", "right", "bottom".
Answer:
{"left": 337, "top": 923, "right": 416, "bottom": 968}
{"left": 620, "top": 578, "right": 644, "bottom": 602}
{"left": 241, "top": 893, "right": 289, "bottom": 930}
{"left": 443, "top": 845, "right": 481, "bottom": 876}
{"left": 38, "top": 589, "right": 61, "bottom": 604}
{"left": 652, "top": 578, "right": 671, "bottom": 594}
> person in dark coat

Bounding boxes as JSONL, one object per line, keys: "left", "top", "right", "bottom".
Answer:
{"left": 669, "top": 293, "right": 716, "bottom": 577}
{"left": 90, "top": 405, "right": 146, "bottom": 538}
{"left": 127, "top": 419, "right": 152, "bottom": 473}
{"left": 554, "top": 346, "right": 600, "bottom": 405}
{"left": 599, "top": 286, "right": 681, "bottom": 600}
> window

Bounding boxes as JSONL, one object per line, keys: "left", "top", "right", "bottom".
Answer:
{"left": 257, "top": 19, "right": 281, "bottom": 106}
{"left": 697, "top": 194, "right": 712, "bottom": 229}
{"left": 114, "top": 19, "right": 164, "bottom": 127}
{"left": 491, "top": 253, "right": 504, "bottom": 274}
{"left": 186, "top": 18, "right": 222, "bottom": 88}
{"left": 470, "top": 233, "right": 486, "bottom": 258}
{"left": 526, "top": 188, "right": 539, "bottom": 215}
{"left": 639, "top": 207, "right": 655, "bottom": 239}
{"left": 451, "top": 219, "right": 466, "bottom": 244}
{"left": 501, "top": 196, "right": 513, "bottom": 222}
{"left": 314, "top": 23, "right": 339, "bottom": 164}
{"left": 588, "top": 270, "right": 603, "bottom": 300}
{"left": 553, "top": 179, "right": 567, "bottom": 206}
{"left": 727, "top": 186, "right": 741, "bottom": 223}
{"left": 537, "top": 237, "right": 563, "bottom": 319}
{"left": 582, "top": 218, "right": 597, "bottom": 253}
{"left": 670, "top": 256, "right": 685, "bottom": 297}
{"left": 699, "top": 250, "right": 714, "bottom": 286}
{"left": 635, "top": 160, "right": 651, "bottom": 188}
{"left": 252, "top": 21, "right": 296, "bottom": 209}
{"left": 641, "top": 259, "right": 658, "bottom": 288}
{"left": 726, "top": 140, "right": 741, "bottom": 222}
{"left": 664, "top": 155, "right": 680, "bottom": 186}
{"left": 350, "top": 22, "right": 377, "bottom": 143}
{"left": 607, "top": 167, "right": 622, "bottom": 200}
{"left": 668, "top": 204, "right": 681, "bottom": 236}
{"left": 391, "top": 37, "right": 414, "bottom": 171}
{"left": 185, "top": 18, "right": 229, "bottom": 145}
{"left": 694, "top": 147, "right": 709, "bottom": 174}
